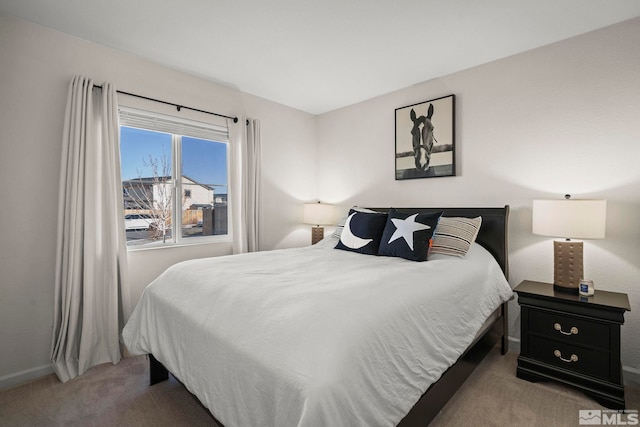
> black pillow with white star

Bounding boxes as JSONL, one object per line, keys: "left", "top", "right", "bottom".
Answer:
{"left": 335, "top": 209, "right": 388, "bottom": 255}
{"left": 378, "top": 209, "right": 442, "bottom": 261}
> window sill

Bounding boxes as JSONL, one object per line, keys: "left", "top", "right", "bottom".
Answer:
{"left": 126, "top": 236, "right": 232, "bottom": 252}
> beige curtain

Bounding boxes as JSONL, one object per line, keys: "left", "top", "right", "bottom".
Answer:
{"left": 51, "top": 76, "right": 129, "bottom": 382}
{"left": 229, "top": 117, "right": 261, "bottom": 254}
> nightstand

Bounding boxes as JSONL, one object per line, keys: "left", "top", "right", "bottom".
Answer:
{"left": 514, "top": 280, "right": 630, "bottom": 409}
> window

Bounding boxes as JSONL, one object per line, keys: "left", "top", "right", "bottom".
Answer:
{"left": 119, "top": 108, "right": 230, "bottom": 248}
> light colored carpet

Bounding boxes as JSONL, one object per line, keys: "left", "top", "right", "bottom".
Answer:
{"left": 429, "top": 349, "right": 639, "bottom": 427}
{"left": 1, "top": 347, "right": 637, "bottom": 426}
{"left": 0, "top": 355, "right": 217, "bottom": 427}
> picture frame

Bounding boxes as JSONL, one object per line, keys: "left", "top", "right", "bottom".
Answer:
{"left": 395, "top": 94, "right": 455, "bottom": 180}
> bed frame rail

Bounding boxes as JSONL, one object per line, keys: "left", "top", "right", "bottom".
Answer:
{"left": 149, "top": 354, "right": 168, "bottom": 385}
{"left": 397, "top": 301, "right": 508, "bottom": 426}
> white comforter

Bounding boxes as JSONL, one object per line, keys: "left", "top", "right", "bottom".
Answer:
{"left": 123, "top": 238, "right": 512, "bottom": 427}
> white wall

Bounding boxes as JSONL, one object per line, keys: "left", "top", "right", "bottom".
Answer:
{"left": 316, "top": 18, "right": 640, "bottom": 376}
{"left": 0, "top": 14, "right": 317, "bottom": 386}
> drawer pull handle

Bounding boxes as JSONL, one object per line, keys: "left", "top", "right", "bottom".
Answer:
{"left": 554, "top": 323, "right": 578, "bottom": 335}
{"left": 554, "top": 350, "right": 578, "bottom": 363}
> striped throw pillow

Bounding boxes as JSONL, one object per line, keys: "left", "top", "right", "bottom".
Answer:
{"left": 430, "top": 216, "right": 482, "bottom": 257}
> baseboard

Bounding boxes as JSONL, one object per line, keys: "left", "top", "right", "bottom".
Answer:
{"left": 508, "top": 336, "right": 520, "bottom": 353}
{"left": 0, "top": 364, "right": 54, "bottom": 390}
{"left": 507, "top": 335, "right": 640, "bottom": 387}
{"left": 623, "top": 366, "right": 640, "bottom": 386}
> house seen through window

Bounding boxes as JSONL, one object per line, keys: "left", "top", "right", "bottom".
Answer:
{"left": 119, "top": 108, "right": 229, "bottom": 247}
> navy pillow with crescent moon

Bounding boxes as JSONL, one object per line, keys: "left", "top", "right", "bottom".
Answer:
{"left": 335, "top": 209, "right": 388, "bottom": 255}
{"left": 378, "top": 209, "right": 442, "bottom": 261}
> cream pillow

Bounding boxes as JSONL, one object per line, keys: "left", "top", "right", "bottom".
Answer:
{"left": 430, "top": 216, "right": 482, "bottom": 257}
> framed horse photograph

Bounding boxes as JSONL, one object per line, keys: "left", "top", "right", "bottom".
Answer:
{"left": 395, "top": 94, "right": 455, "bottom": 180}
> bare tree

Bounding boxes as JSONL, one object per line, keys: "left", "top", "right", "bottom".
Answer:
{"left": 123, "top": 149, "right": 173, "bottom": 243}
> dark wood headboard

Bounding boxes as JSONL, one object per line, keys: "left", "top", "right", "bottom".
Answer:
{"left": 369, "top": 206, "right": 510, "bottom": 279}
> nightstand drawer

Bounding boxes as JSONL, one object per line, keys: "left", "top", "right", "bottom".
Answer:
{"left": 529, "top": 309, "right": 609, "bottom": 349}
{"left": 529, "top": 335, "right": 611, "bottom": 381}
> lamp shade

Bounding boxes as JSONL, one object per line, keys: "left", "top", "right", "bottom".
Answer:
{"left": 303, "top": 202, "right": 334, "bottom": 226}
{"left": 532, "top": 199, "right": 606, "bottom": 239}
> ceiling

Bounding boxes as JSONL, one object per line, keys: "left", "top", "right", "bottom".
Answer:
{"left": 2, "top": 0, "right": 639, "bottom": 114}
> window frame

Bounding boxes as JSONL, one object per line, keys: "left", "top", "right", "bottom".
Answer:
{"left": 119, "top": 107, "right": 232, "bottom": 250}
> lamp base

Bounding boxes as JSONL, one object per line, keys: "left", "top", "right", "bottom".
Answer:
{"left": 311, "top": 226, "right": 324, "bottom": 245}
{"left": 553, "top": 240, "right": 583, "bottom": 293}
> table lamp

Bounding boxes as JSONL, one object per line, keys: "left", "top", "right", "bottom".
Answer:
{"left": 303, "top": 202, "right": 334, "bottom": 244}
{"left": 532, "top": 195, "right": 606, "bottom": 293}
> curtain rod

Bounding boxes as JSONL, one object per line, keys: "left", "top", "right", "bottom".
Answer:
{"left": 93, "top": 85, "right": 239, "bottom": 123}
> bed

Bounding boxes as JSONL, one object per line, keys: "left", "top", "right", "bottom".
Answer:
{"left": 123, "top": 206, "right": 512, "bottom": 426}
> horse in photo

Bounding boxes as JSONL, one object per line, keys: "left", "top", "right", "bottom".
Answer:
{"left": 410, "top": 103, "right": 436, "bottom": 171}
